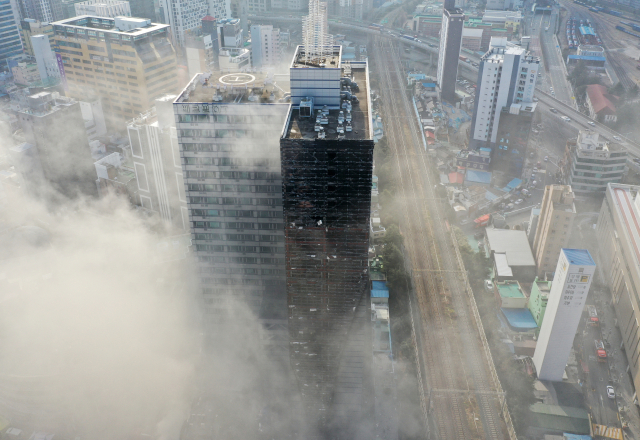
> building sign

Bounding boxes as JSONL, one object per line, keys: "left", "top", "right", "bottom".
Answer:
{"left": 178, "top": 104, "right": 228, "bottom": 114}
{"left": 56, "top": 53, "right": 68, "bottom": 91}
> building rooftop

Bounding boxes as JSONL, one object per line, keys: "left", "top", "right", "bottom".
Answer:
{"left": 533, "top": 277, "right": 552, "bottom": 297}
{"left": 291, "top": 45, "right": 342, "bottom": 69}
{"left": 497, "top": 280, "right": 525, "bottom": 298}
{"left": 486, "top": 227, "right": 536, "bottom": 267}
{"left": 607, "top": 184, "right": 640, "bottom": 277}
{"left": 501, "top": 307, "right": 538, "bottom": 331}
{"left": 586, "top": 84, "right": 618, "bottom": 115}
{"left": 175, "top": 72, "right": 290, "bottom": 104}
{"left": 52, "top": 15, "right": 169, "bottom": 38}
{"left": 562, "top": 248, "right": 595, "bottom": 266}
{"left": 283, "top": 63, "right": 370, "bottom": 141}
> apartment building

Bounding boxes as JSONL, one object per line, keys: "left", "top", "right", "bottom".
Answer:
{"left": 160, "top": 0, "right": 228, "bottom": 48}
{"left": 127, "top": 94, "right": 188, "bottom": 230}
{"left": 596, "top": 183, "right": 640, "bottom": 401}
{"left": 0, "top": 0, "right": 24, "bottom": 65}
{"left": 21, "top": 19, "right": 54, "bottom": 56}
{"left": 561, "top": 129, "right": 627, "bottom": 193}
{"left": 436, "top": 0, "right": 464, "bottom": 103}
{"left": 52, "top": 16, "right": 178, "bottom": 124}
{"left": 74, "top": 0, "right": 131, "bottom": 17}
{"left": 250, "top": 24, "right": 281, "bottom": 68}
{"left": 532, "top": 185, "right": 576, "bottom": 276}
{"left": 469, "top": 37, "right": 539, "bottom": 148}
{"left": 18, "top": 0, "right": 63, "bottom": 23}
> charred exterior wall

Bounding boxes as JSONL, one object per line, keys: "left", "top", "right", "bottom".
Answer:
{"left": 280, "top": 137, "right": 374, "bottom": 435}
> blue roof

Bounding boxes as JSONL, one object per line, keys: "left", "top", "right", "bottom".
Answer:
{"left": 562, "top": 248, "right": 596, "bottom": 266}
{"left": 372, "top": 289, "right": 390, "bottom": 298}
{"left": 465, "top": 169, "right": 492, "bottom": 184}
{"left": 501, "top": 308, "right": 538, "bottom": 331}
{"left": 568, "top": 55, "right": 606, "bottom": 61}
{"left": 563, "top": 434, "right": 592, "bottom": 440}
{"left": 422, "top": 82, "right": 437, "bottom": 87}
{"left": 505, "top": 178, "right": 522, "bottom": 190}
{"left": 372, "top": 281, "right": 389, "bottom": 291}
{"left": 579, "top": 26, "right": 595, "bottom": 35}
{"left": 479, "top": 147, "right": 491, "bottom": 153}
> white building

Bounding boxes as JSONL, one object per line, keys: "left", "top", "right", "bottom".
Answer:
{"left": 482, "top": 9, "right": 523, "bottom": 24}
{"left": 74, "top": 0, "right": 131, "bottom": 17}
{"left": 31, "top": 34, "right": 60, "bottom": 83}
{"left": 470, "top": 37, "right": 539, "bottom": 147}
{"left": 160, "top": 0, "right": 211, "bottom": 47}
{"left": 250, "top": 25, "right": 281, "bottom": 68}
{"left": 532, "top": 249, "right": 596, "bottom": 381}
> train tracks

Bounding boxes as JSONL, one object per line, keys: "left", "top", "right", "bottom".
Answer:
{"left": 372, "top": 37, "right": 514, "bottom": 440}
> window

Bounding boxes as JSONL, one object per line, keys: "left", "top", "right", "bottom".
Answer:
{"left": 82, "top": 60, "right": 91, "bottom": 64}
{"left": 87, "top": 45, "right": 105, "bottom": 52}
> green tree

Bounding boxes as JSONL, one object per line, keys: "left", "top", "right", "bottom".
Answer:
{"left": 609, "top": 82, "right": 625, "bottom": 97}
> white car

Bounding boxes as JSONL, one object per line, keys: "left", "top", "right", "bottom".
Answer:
{"left": 588, "top": 121, "right": 596, "bottom": 126}
{"left": 607, "top": 385, "right": 615, "bottom": 399}
{"left": 485, "top": 280, "right": 494, "bottom": 291}
{"left": 515, "top": 199, "right": 523, "bottom": 205}
{"left": 544, "top": 156, "right": 549, "bottom": 162}
{"left": 561, "top": 116, "right": 571, "bottom": 122}
{"left": 613, "top": 136, "right": 622, "bottom": 141}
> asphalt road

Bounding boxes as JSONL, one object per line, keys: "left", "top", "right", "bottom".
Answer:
{"left": 538, "top": 10, "right": 575, "bottom": 107}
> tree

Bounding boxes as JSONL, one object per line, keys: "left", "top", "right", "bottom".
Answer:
{"left": 609, "top": 82, "right": 625, "bottom": 97}
{"left": 629, "top": 83, "right": 639, "bottom": 98}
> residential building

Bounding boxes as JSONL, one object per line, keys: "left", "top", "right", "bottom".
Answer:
{"left": 10, "top": 59, "right": 40, "bottom": 84}
{"left": 250, "top": 24, "right": 281, "bottom": 68}
{"left": 485, "top": 227, "right": 536, "bottom": 282}
{"left": 173, "top": 71, "right": 290, "bottom": 344}
{"left": 469, "top": 37, "right": 539, "bottom": 149}
{"left": 412, "top": 14, "right": 442, "bottom": 38}
{"left": 561, "top": 130, "right": 627, "bottom": 193}
{"left": 79, "top": 95, "right": 106, "bottom": 138}
{"left": 482, "top": 9, "right": 522, "bottom": 29}
{"left": 532, "top": 249, "right": 595, "bottom": 381}
{"left": 585, "top": 84, "right": 618, "bottom": 123}
{"left": 485, "top": 0, "right": 522, "bottom": 10}
{"left": 18, "top": 0, "right": 62, "bottom": 23}
{"left": 526, "top": 207, "right": 540, "bottom": 244}
{"left": 436, "top": 0, "right": 464, "bottom": 103}
{"left": 528, "top": 276, "right": 551, "bottom": 327}
{"left": 596, "top": 183, "right": 640, "bottom": 401}
{"left": 74, "top": 0, "right": 131, "bottom": 17}
{"left": 219, "top": 17, "right": 242, "bottom": 48}
{"left": 94, "top": 151, "right": 138, "bottom": 201}
{"left": 21, "top": 19, "right": 54, "bottom": 56}
{"left": 14, "top": 91, "right": 97, "bottom": 197}
{"left": 462, "top": 27, "right": 483, "bottom": 51}
{"left": 52, "top": 16, "right": 178, "bottom": 125}
{"left": 495, "top": 280, "right": 527, "bottom": 308}
{"left": 127, "top": 0, "right": 154, "bottom": 20}
{"left": 281, "top": 39, "right": 374, "bottom": 431}
{"left": 159, "top": 0, "right": 209, "bottom": 48}
{"left": 532, "top": 185, "right": 576, "bottom": 276}
{"left": 0, "top": 0, "right": 25, "bottom": 65}
{"left": 127, "top": 94, "right": 188, "bottom": 230}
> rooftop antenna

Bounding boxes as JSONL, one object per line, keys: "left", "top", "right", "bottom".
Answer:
{"left": 302, "top": 0, "right": 333, "bottom": 65}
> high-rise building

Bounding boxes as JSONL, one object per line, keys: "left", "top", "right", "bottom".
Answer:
{"left": 532, "top": 248, "right": 595, "bottom": 381}
{"left": 250, "top": 24, "right": 281, "bottom": 68}
{"left": 52, "top": 16, "right": 178, "bottom": 124}
{"left": 469, "top": 37, "right": 539, "bottom": 148}
{"left": 21, "top": 18, "right": 54, "bottom": 56}
{"left": 31, "top": 34, "right": 61, "bottom": 82}
{"left": 280, "top": 41, "right": 374, "bottom": 432}
{"left": 18, "top": 0, "right": 64, "bottom": 22}
{"left": 436, "top": 0, "right": 464, "bottom": 103}
{"left": 127, "top": 94, "right": 188, "bottom": 230}
{"left": 74, "top": 0, "right": 131, "bottom": 17}
{"left": 532, "top": 185, "right": 576, "bottom": 276}
{"left": 126, "top": 0, "right": 154, "bottom": 21}
{"left": 597, "top": 183, "right": 640, "bottom": 400}
{"left": 14, "top": 91, "right": 98, "bottom": 197}
{"left": 159, "top": 0, "right": 208, "bottom": 48}
{"left": 174, "top": 71, "right": 290, "bottom": 340}
{"left": 561, "top": 129, "right": 627, "bottom": 193}
{"left": 0, "top": 0, "right": 25, "bottom": 65}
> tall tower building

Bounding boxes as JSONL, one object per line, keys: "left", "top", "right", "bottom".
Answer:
{"left": 533, "top": 248, "right": 595, "bottom": 381}
{"left": 532, "top": 185, "right": 576, "bottom": 276}
{"left": 281, "top": 9, "right": 374, "bottom": 430}
{"left": 469, "top": 37, "right": 539, "bottom": 148}
{"left": 159, "top": 0, "right": 209, "bottom": 48}
{"left": 250, "top": 24, "right": 281, "bottom": 68}
{"left": 174, "top": 71, "right": 290, "bottom": 344}
{"left": 436, "top": 0, "right": 464, "bottom": 103}
{"left": 0, "top": 0, "right": 24, "bottom": 65}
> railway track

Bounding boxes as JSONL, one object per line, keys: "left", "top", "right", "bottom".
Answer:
{"left": 372, "top": 37, "right": 513, "bottom": 440}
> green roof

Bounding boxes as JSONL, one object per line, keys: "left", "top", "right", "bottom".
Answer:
{"left": 529, "top": 403, "right": 590, "bottom": 434}
{"left": 497, "top": 281, "right": 525, "bottom": 298}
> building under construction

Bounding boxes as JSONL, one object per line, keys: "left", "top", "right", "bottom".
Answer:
{"left": 281, "top": 40, "right": 375, "bottom": 437}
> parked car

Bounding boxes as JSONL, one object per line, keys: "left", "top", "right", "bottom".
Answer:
{"left": 544, "top": 156, "right": 549, "bottom": 162}
{"left": 549, "top": 108, "right": 558, "bottom": 113}
{"left": 533, "top": 167, "right": 538, "bottom": 172}
{"left": 484, "top": 280, "right": 494, "bottom": 291}
{"left": 613, "top": 135, "right": 622, "bottom": 141}
{"left": 515, "top": 199, "right": 523, "bottom": 205}
{"left": 533, "top": 97, "right": 539, "bottom": 102}
{"left": 561, "top": 116, "right": 571, "bottom": 122}
{"left": 607, "top": 385, "right": 615, "bottom": 399}
{"left": 588, "top": 121, "right": 596, "bottom": 126}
